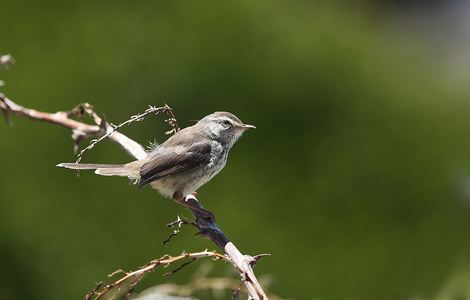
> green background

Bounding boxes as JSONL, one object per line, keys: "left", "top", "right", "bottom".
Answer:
{"left": 2, "top": 1, "right": 470, "bottom": 299}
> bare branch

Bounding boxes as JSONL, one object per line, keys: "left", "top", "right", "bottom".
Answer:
{"left": 0, "top": 96, "right": 148, "bottom": 159}
{"left": 163, "top": 215, "right": 198, "bottom": 246}
{"left": 133, "top": 269, "right": 284, "bottom": 300}
{"left": 163, "top": 103, "right": 180, "bottom": 134}
{"left": 87, "top": 250, "right": 228, "bottom": 300}
{"left": 84, "top": 282, "right": 103, "bottom": 300}
{"left": 75, "top": 104, "right": 177, "bottom": 163}
{"left": 178, "top": 194, "right": 269, "bottom": 299}
{"left": 164, "top": 258, "right": 197, "bottom": 277}
{"left": 0, "top": 87, "right": 270, "bottom": 299}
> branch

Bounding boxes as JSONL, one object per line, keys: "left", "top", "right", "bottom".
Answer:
{"left": 0, "top": 96, "right": 269, "bottom": 300}
{"left": 133, "top": 266, "right": 283, "bottom": 300}
{"left": 179, "top": 195, "right": 269, "bottom": 299}
{"left": 74, "top": 104, "right": 176, "bottom": 163}
{"left": 0, "top": 96, "right": 148, "bottom": 159}
{"left": 86, "top": 250, "right": 227, "bottom": 300}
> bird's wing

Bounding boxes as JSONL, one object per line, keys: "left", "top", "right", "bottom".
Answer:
{"left": 138, "top": 142, "right": 212, "bottom": 188}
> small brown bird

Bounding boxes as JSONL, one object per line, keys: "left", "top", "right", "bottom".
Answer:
{"left": 57, "top": 112, "right": 255, "bottom": 201}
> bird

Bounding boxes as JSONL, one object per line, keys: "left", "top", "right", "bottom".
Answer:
{"left": 57, "top": 111, "right": 255, "bottom": 203}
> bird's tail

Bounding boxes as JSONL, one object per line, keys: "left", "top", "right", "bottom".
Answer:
{"left": 57, "top": 162, "right": 140, "bottom": 181}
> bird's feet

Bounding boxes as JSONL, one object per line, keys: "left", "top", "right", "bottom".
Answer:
{"left": 172, "top": 193, "right": 215, "bottom": 223}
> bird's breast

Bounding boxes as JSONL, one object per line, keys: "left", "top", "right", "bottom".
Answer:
{"left": 206, "top": 143, "right": 228, "bottom": 175}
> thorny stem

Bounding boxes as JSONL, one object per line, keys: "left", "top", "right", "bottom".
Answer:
{"left": 75, "top": 104, "right": 176, "bottom": 163}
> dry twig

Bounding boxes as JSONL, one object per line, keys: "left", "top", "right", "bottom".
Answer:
{"left": 163, "top": 215, "right": 198, "bottom": 246}
{"left": 0, "top": 56, "right": 270, "bottom": 299}
{"left": 86, "top": 250, "right": 227, "bottom": 300}
{"left": 132, "top": 264, "right": 283, "bottom": 300}
{"left": 75, "top": 104, "right": 176, "bottom": 163}
{"left": 0, "top": 96, "right": 149, "bottom": 159}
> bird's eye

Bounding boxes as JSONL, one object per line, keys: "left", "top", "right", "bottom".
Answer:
{"left": 222, "top": 120, "right": 232, "bottom": 127}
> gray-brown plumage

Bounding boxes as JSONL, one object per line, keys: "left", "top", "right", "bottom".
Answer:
{"left": 57, "top": 111, "right": 255, "bottom": 200}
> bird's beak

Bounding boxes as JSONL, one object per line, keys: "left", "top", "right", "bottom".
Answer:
{"left": 241, "top": 124, "right": 256, "bottom": 130}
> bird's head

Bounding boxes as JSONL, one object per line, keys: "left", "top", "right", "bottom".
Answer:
{"left": 198, "top": 112, "right": 255, "bottom": 148}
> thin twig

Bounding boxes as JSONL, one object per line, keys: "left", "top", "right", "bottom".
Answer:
{"left": 88, "top": 250, "right": 228, "bottom": 300}
{"left": 163, "top": 102, "right": 180, "bottom": 134}
{"left": 249, "top": 254, "right": 272, "bottom": 267}
{"left": 0, "top": 96, "right": 148, "bottom": 159}
{"left": 75, "top": 104, "right": 176, "bottom": 163}
{"left": 123, "top": 273, "right": 144, "bottom": 300}
{"left": 164, "top": 258, "right": 197, "bottom": 277}
{"left": 163, "top": 215, "right": 199, "bottom": 246}
{"left": 84, "top": 282, "right": 103, "bottom": 300}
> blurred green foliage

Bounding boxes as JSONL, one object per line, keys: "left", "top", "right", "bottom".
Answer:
{"left": 2, "top": 1, "right": 470, "bottom": 299}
